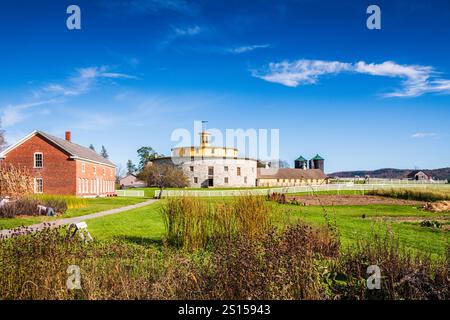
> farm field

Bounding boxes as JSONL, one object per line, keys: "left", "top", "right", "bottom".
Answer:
{"left": 84, "top": 196, "right": 449, "bottom": 258}
{"left": 0, "top": 197, "right": 148, "bottom": 230}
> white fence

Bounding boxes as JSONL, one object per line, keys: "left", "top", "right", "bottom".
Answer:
{"left": 159, "top": 183, "right": 449, "bottom": 198}
{"left": 116, "top": 190, "right": 145, "bottom": 197}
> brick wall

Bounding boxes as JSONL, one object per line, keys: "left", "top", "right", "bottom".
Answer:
{"left": 75, "top": 160, "right": 116, "bottom": 196}
{"left": 1, "top": 135, "right": 77, "bottom": 195}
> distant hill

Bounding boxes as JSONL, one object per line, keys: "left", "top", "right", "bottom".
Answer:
{"left": 329, "top": 167, "right": 450, "bottom": 181}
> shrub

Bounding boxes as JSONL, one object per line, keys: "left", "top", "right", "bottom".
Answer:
{"left": 419, "top": 220, "right": 442, "bottom": 228}
{"left": 326, "top": 231, "right": 449, "bottom": 300}
{"left": 0, "top": 199, "right": 41, "bottom": 218}
{"left": 0, "top": 164, "right": 33, "bottom": 198}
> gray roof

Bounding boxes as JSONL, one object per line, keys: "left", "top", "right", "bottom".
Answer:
{"left": 257, "top": 168, "right": 327, "bottom": 180}
{"left": 36, "top": 131, "right": 115, "bottom": 167}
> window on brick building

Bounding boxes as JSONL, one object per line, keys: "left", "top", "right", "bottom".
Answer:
{"left": 34, "top": 153, "right": 43, "bottom": 168}
{"left": 93, "top": 166, "right": 97, "bottom": 175}
{"left": 81, "top": 163, "right": 86, "bottom": 173}
{"left": 102, "top": 168, "right": 105, "bottom": 176}
{"left": 34, "top": 178, "right": 43, "bottom": 193}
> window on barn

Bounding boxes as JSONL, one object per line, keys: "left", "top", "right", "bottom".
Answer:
{"left": 224, "top": 166, "right": 229, "bottom": 172}
{"left": 194, "top": 177, "right": 198, "bottom": 184}
{"left": 93, "top": 166, "right": 97, "bottom": 175}
{"left": 34, "top": 178, "right": 43, "bottom": 194}
{"left": 190, "top": 166, "right": 194, "bottom": 172}
{"left": 237, "top": 167, "right": 241, "bottom": 176}
{"left": 102, "top": 168, "right": 105, "bottom": 176}
{"left": 224, "top": 177, "right": 229, "bottom": 184}
{"left": 81, "top": 163, "right": 86, "bottom": 173}
{"left": 34, "top": 153, "right": 43, "bottom": 168}
{"left": 244, "top": 176, "right": 247, "bottom": 184}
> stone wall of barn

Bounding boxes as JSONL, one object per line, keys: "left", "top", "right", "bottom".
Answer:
{"left": 152, "top": 157, "right": 257, "bottom": 188}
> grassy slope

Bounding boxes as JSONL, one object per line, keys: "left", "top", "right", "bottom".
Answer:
{"left": 0, "top": 197, "right": 148, "bottom": 230}
{"left": 85, "top": 200, "right": 448, "bottom": 258}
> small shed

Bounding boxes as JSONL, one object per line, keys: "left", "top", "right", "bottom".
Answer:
{"left": 119, "top": 174, "right": 146, "bottom": 188}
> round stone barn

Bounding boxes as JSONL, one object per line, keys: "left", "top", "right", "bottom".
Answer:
{"left": 151, "top": 132, "right": 257, "bottom": 188}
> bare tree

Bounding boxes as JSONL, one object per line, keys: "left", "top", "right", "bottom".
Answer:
{"left": 138, "top": 163, "right": 188, "bottom": 198}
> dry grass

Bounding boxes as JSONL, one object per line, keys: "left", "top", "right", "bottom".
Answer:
{"left": 161, "top": 196, "right": 270, "bottom": 251}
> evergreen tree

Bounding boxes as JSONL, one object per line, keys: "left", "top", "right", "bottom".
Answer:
{"left": 89, "top": 144, "right": 95, "bottom": 152}
{"left": 100, "top": 145, "right": 109, "bottom": 159}
{"left": 126, "top": 160, "right": 137, "bottom": 174}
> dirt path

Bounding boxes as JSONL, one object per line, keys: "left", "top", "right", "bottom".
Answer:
{"left": 0, "top": 199, "right": 159, "bottom": 239}
{"left": 286, "top": 194, "right": 424, "bottom": 206}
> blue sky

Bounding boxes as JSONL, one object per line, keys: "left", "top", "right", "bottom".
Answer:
{"left": 0, "top": 0, "right": 449, "bottom": 173}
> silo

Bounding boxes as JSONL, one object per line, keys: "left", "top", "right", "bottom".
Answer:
{"left": 311, "top": 154, "right": 325, "bottom": 172}
{"left": 294, "top": 156, "right": 308, "bottom": 169}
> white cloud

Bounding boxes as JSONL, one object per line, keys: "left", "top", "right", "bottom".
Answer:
{"left": 173, "top": 25, "right": 202, "bottom": 36}
{"left": 411, "top": 132, "right": 438, "bottom": 138}
{"left": 228, "top": 44, "right": 271, "bottom": 54}
{"left": 1, "top": 100, "right": 56, "bottom": 128}
{"left": 41, "top": 66, "right": 138, "bottom": 97}
{"left": 254, "top": 59, "right": 450, "bottom": 97}
{"left": 253, "top": 59, "right": 352, "bottom": 87}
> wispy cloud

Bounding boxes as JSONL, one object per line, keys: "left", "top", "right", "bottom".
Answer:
{"left": 41, "top": 66, "right": 138, "bottom": 97}
{"left": 100, "top": 0, "right": 198, "bottom": 16}
{"left": 1, "top": 100, "right": 56, "bottom": 128}
{"left": 411, "top": 132, "right": 438, "bottom": 138}
{"left": 173, "top": 25, "right": 202, "bottom": 36}
{"left": 1, "top": 66, "right": 137, "bottom": 128}
{"left": 159, "top": 25, "right": 205, "bottom": 50}
{"left": 227, "top": 44, "right": 271, "bottom": 54}
{"left": 253, "top": 59, "right": 450, "bottom": 98}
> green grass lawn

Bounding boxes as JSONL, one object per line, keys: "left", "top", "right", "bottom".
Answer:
{"left": 88, "top": 201, "right": 164, "bottom": 245}
{"left": 83, "top": 199, "right": 449, "bottom": 258}
{"left": 273, "top": 203, "right": 449, "bottom": 258}
{"left": 0, "top": 197, "right": 148, "bottom": 230}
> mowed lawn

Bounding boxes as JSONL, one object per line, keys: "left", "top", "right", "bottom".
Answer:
{"left": 0, "top": 197, "right": 148, "bottom": 230}
{"left": 274, "top": 203, "right": 449, "bottom": 258}
{"left": 88, "top": 201, "right": 164, "bottom": 245}
{"left": 84, "top": 199, "right": 449, "bottom": 258}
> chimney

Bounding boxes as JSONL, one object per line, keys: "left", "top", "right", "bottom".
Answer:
{"left": 65, "top": 131, "right": 72, "bottom": 142}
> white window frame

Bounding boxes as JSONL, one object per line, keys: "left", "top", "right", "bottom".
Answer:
{"left": 34, "top": 178, "right": 43, "bottom": 194}
{"left": 34, "top": 152, "right": 43, "bottom": 168}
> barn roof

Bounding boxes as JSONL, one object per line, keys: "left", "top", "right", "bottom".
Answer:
{"left": 0, "top": 130, "right": 115, "bottom": 167}
{"left": 257, "top": 168, "right": 327, "bottom": 180}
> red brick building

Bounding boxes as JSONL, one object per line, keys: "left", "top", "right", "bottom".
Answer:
{"left": 0, "top": 130, "right": 116, "bottom": 197}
